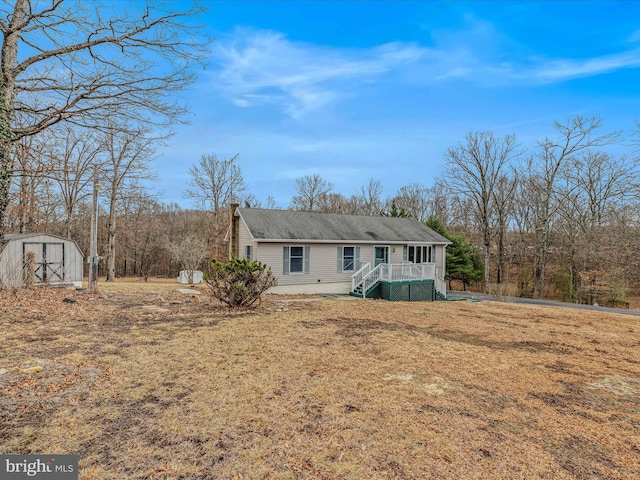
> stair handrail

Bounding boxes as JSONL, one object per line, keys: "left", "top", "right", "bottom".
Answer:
{"left": 351, "top": 262, "right": 371, "bottom": 291}
{"left": 360, "top": 263, "right": 383, "bottom": 297}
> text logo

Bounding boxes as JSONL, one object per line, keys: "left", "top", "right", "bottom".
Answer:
{"left": 1, "top": 456, "right": 78, "bottom": 479}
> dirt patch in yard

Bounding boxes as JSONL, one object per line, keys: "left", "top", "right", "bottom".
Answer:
{"left": 1, "top": 280, "right": 639, "bottom": 479}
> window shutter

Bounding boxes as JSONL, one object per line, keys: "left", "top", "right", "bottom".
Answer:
{"left": 283, "top": 246, "right": 290, "bottom": 275}
{"left": 403, "top": 245, "right": 408, "bottom": 262}
{"left": 304, "top": 246, "right": 310, "bottom": 274}
{"left": 355, "top": 247, "right": 360, "bottom": 269}
{"left": 337, "top": 246, "right": 343, "bottom": 272}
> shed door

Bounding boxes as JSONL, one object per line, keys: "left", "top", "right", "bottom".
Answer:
{"left": 23, "top": 242, "right": 65, "bottom": 283}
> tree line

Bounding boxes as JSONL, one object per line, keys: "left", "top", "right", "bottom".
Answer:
{"left": 5, "top": 112, "right": 640, "bottom": 307}
{"left": 183, "top": 115, "right": 638, "bottom": 305}
{"left": 267, "top": 115, "right": 639, "bottom": 304}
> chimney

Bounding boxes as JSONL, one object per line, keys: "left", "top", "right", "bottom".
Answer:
{"left": 229, "top": 203, "right": 240, "bottom": 260}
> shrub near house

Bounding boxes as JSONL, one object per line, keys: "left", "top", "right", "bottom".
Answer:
{"left": 206, "top": 257, "right": 277, "bottom": 308}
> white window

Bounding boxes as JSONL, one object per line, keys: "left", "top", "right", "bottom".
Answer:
{"left": 245, "top": 245, "right": 253, "bottom": 262}
{"left": 283, "top": 246, "right": 310, "bottom": 274}
{"left": 337, "top": 246, "right": 360, "bottom": 272}
{"left": 405, "top": 245, "right": 433, "bottom": 263}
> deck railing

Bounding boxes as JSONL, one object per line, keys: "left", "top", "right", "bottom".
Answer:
{"left": 353, "top": 262, "right": 446, "bottom": 298}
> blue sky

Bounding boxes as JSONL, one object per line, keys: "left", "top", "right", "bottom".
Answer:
{"left": 155, "top": 1, "right": 640, "bottom": 208}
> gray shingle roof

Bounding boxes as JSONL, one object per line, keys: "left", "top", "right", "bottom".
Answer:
{"left": 238, "top": 208, "right": 450, "bottom": 244}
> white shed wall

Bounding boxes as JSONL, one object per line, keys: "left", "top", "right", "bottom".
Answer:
{"left": 0, "top": 234, "right": 84, "bottom": 287}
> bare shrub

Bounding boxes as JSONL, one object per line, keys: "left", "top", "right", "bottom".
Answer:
{"left": 24, "top": 251, "right": 36, "bottom": 288}
{"left": 0, "top": 259, "right": 26, "bottom": 290}
{"left": 168, "top": 235, "right": 209, "bottom": 284}
{"left": 487, "top": 282, "right": 518, "bottom": 303}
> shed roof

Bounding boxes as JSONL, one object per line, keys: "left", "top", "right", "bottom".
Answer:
{"left": 238, "top": 208, "right": 450, "bottom": 244}
{"left": 2, "top": 233, "right": 84, "bottom": 255}
{"left": 4, "top": 234, "right": 38, "bottom": 241}
{"left": 4, "top": 233, "right": 76, "bottom": 242}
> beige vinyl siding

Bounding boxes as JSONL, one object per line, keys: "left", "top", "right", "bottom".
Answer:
{"left": 389, "top": 245, "right": 404, "bottom": 264}
{"left": 254, "top": 241, "right": 448, "bottom": 287}
{"left": 358, "top": 246, "right": 374, "bottom": 267}
{"left": 257, "top": 242, "right": 377, "bottom": 286}
{"left": 257, "top": 243, "right": 297, "bottom": 285}
{"left": 237, "top": 217, "right": 258, "bottom": 260}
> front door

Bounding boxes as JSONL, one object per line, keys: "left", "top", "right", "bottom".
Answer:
{"left": 374, "top": 246, "right": 389, "bottom": 266}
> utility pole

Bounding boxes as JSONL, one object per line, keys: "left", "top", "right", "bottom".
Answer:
{"left": 88, "top": 166, "right": 102, "bottom": 291}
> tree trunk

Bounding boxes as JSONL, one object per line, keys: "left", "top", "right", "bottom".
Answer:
{"left": 106, "top": 191, "right": 117, "bottom": 282}
{"left": 533, "top": 232, "right": 548, "bottom": 298}
{"left": 0, "top": 0, "right": 28, "bottom": 240}
{"left": 496, "top": 226, "right": 505, "bottom": 284}
{"left": 65, "top": 208, "right": 73, "bottom": 239}
{"left": 0, "top": 141, "right": 10, "bottom": 240}
{"left": 484, "top": 243, "right": 490, "bottom": 293}
{"left": 0, "top": 85, "right": 13, "bottom": 240}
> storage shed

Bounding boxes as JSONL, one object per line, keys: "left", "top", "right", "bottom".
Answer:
{"left": 0, "top": 233, "right": 84, "bottom": 288}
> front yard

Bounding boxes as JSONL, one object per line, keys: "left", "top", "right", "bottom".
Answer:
{"left": 1, "top": 282, "right": 639, "bottom": 479}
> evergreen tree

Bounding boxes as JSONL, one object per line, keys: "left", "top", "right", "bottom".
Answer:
{"left": 383, "top": 200, "right": 409, "bottom": 218}
{"left": 426, "top": 216, "right": 483, "bottom": 290}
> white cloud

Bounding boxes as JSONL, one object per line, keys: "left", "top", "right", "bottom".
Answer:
{"left": 209, "top": 25, "right": 640, "bottom": 119}
{"left": 529, "top": 49, "right": 640, "bottom": 82}
{"left": 212, "top": 29, "right": 426, "bottom": 117}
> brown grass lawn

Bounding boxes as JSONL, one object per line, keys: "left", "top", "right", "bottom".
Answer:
{"left": 1, "top": 280, "right": 639, "bottom": 479}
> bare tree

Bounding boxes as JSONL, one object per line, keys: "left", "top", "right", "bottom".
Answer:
{"left": 264, "top": 195, "right": 278, "bottom": 209}
{"left": 394, "top": 183, "right": 430, "bottom": 221}
{"left": 526, "top": 116, "right": 619, "bottom": 298}
{"left": 557, "top": 151, "right": 634, "bottom": 301}
{"left": 425, "top": 180, "right": 450, "bottom": 226}
{"left": 357, "top": 178, "right": 384, "bottom": 215}
{"left": 0, "top": 0, "right": 207, "bottom": 240}
{"left": 48, "top": 125, "right": 102, "bottom": 238}
{"left": 444, "top": 131, "right": 520, "bottom": 291}
{"left": 168, "top": 235, "right": 209, "bottom": 283}
{"left": 101, "top": 125, "right": 157, "bottom": 282}
{"left": 492, "top": 169, "right": 519, "bottom": 284}
{"left": 318, "top": 192, "right": 349, "bottom": 214}
{"left": 184, "top": 153, "right": 247, "bottom": 259}
{"left": 290, "top": 174, "right": 333, "bottom": 211}
{"left": 184, "top": 153, "right": 247, "bottom": 215}
{"left": 8, "top": 134, "right": 45, "bottom": 233}
{"left": 119, "top": 190, "right": 164, "bottom": 281}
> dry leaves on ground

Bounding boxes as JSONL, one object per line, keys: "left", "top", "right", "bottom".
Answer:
{"left": 1, "top": 281, "right": 639, "bottom": 479}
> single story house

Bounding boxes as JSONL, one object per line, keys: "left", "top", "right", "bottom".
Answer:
{"left": 0, "top": 233, "right": 84, "bottom": 288}
{"left": 227, "top": 205, "right": 450, "bottom": 300}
